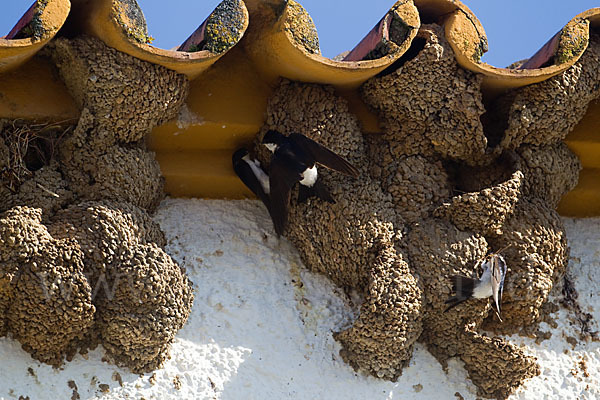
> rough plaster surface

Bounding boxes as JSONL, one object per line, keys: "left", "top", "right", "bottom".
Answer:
{"left": 0, "top": 12, "right": 597, "bottom": 400}
{"left": 0, "top": 199, "right": 597, "bottom": 400}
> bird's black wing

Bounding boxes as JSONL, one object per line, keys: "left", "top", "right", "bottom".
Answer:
{"left": 444, "top": 275, "right": 475, "bottom": 313}
{"left": 232, "top": 149, "right": 271, "bottom": 210}
{"left": 289, "top": 133, "right": 360, "bottom": 178}
{"left": 269, "top": 155, "right": 302, "bottom": 236}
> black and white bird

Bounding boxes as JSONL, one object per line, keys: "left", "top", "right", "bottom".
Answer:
{"left": 444, "top": 253, "right": 508, "bottom": 321}
{"left": 232, "top": 148, "right": 271, "bottom": 211}
{"left": 262, "top": 130, "right": 360, "bottom": 236}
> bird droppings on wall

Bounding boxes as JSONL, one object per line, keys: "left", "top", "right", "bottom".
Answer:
{"left": 1, "top": 1, "right": 600, "bottom": 398}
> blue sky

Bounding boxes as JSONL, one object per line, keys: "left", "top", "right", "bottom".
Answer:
{"left": 1, "top": 0, "right": 598, "bottom": 67}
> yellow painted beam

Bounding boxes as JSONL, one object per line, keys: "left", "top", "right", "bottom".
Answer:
{"left": 146, "top": 44, "right": 272, "bottom": 167}
{"left": 558, "top": 168, "right": 600, "bottom": 217}
{"left": 0, "top": 57, "right": 79, "bottom": 122}
{"left": 561, "top": 98, "right": 600, "bottom": 216}
{"left": 156, "top": 150, "right": 252, "bottom": 199}
{"left": 149, "top": 0, "right": 420, "bottom": 198}
{"left": 1, "top": 0, "right": 598, "bottom": 216}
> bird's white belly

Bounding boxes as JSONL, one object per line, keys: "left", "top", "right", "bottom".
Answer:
{"left": 473, "top": 260, "right": 493, "bottom": 298}
{"left": 244, "top": 155, "right": 270, "bottom": 194}
{"left": 472, "top": 280, "right": 492, "bottom": 299}
{"left": 299, "top": 165, "right": 318, "bottom": 187}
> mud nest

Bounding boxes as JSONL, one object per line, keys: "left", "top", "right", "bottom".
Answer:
{"left": 0, "top": 202, "right": 193, "bottom": 372}
{"left": 0, "top": 120, "right": 74, "bottom": 217}
{"left": 259, "top": 80, "right": 423, "bottom": 381}
{"left": 45, "top": 35, "right": 188, "bottom": 211}
{"left": 0, "top": 35, "right": 193, "bottom": 373}
{"left": 362, "top": 24, "right": 488, "bottom": 164}
{"left": 498, "top": 34, "right": 600, "bottom": 149}
{"left": 255, "top": 18, "right": 594, "bottom": 399}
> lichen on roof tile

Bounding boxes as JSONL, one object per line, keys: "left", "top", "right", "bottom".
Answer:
{"left": 114, "top": 0, "right": 153, "bottom": 44}
{"left": 285, "top": 0, "right": 321, "bottom": 55}
{"left": 203, "top": 0, "right": 247, "bottom": 54}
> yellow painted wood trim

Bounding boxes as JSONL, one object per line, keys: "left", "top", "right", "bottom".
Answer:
{"left": 558, "top": 168, "right": 600, "bottom": 217}
{"left": 157, "top": 150, "right": 253, "bottom": 199}
{"left": 0, "top": 57, "right": 79, "bottom": 122}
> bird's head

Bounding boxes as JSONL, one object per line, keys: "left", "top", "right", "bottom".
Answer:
{"left": 262, "top": 130, "right": 285, "bottom": 153}
{"left": 232, "top": 147, "right": 249, "bottom": 163}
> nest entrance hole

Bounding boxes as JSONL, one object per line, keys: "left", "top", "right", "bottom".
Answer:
{"left": 0, "top": 120, "right": 73, "bottom": 193}
{"left": 377, "top": 36, "right": 427, "bottom": 76}
{"left": 445, "top": 151, "right": 518, "bottom": 195}
{"left": 479, "top": 91, "right": 518, "bottom": 149}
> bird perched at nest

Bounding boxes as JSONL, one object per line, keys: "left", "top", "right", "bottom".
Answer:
{"left": 261, "top": 130, "right": 360, "bottom": 236}
{"left": 445, "top": 252, "right": 508, "bottom": 321}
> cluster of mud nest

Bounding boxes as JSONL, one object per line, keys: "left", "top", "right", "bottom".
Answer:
{"left": 0, "top": 35, "right": 193, "bottom": 373}
{"left": 258, "top": 25, "right": 598, "bottom": 399}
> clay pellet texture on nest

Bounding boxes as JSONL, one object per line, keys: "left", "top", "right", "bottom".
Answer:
{"left": 500, "top": 34, "right": 600, "bottom": 149}
{"left": 260, "top": 80, "right": 422, "bottom": 381}
{"left": 249, "top": 18, "right": 599, "bottom": 400}
{"left": 0, "top": 34, "right": 193, "bottom": 375}
{"left": 362, "top": 24, "right": 487, "bottom": 164}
